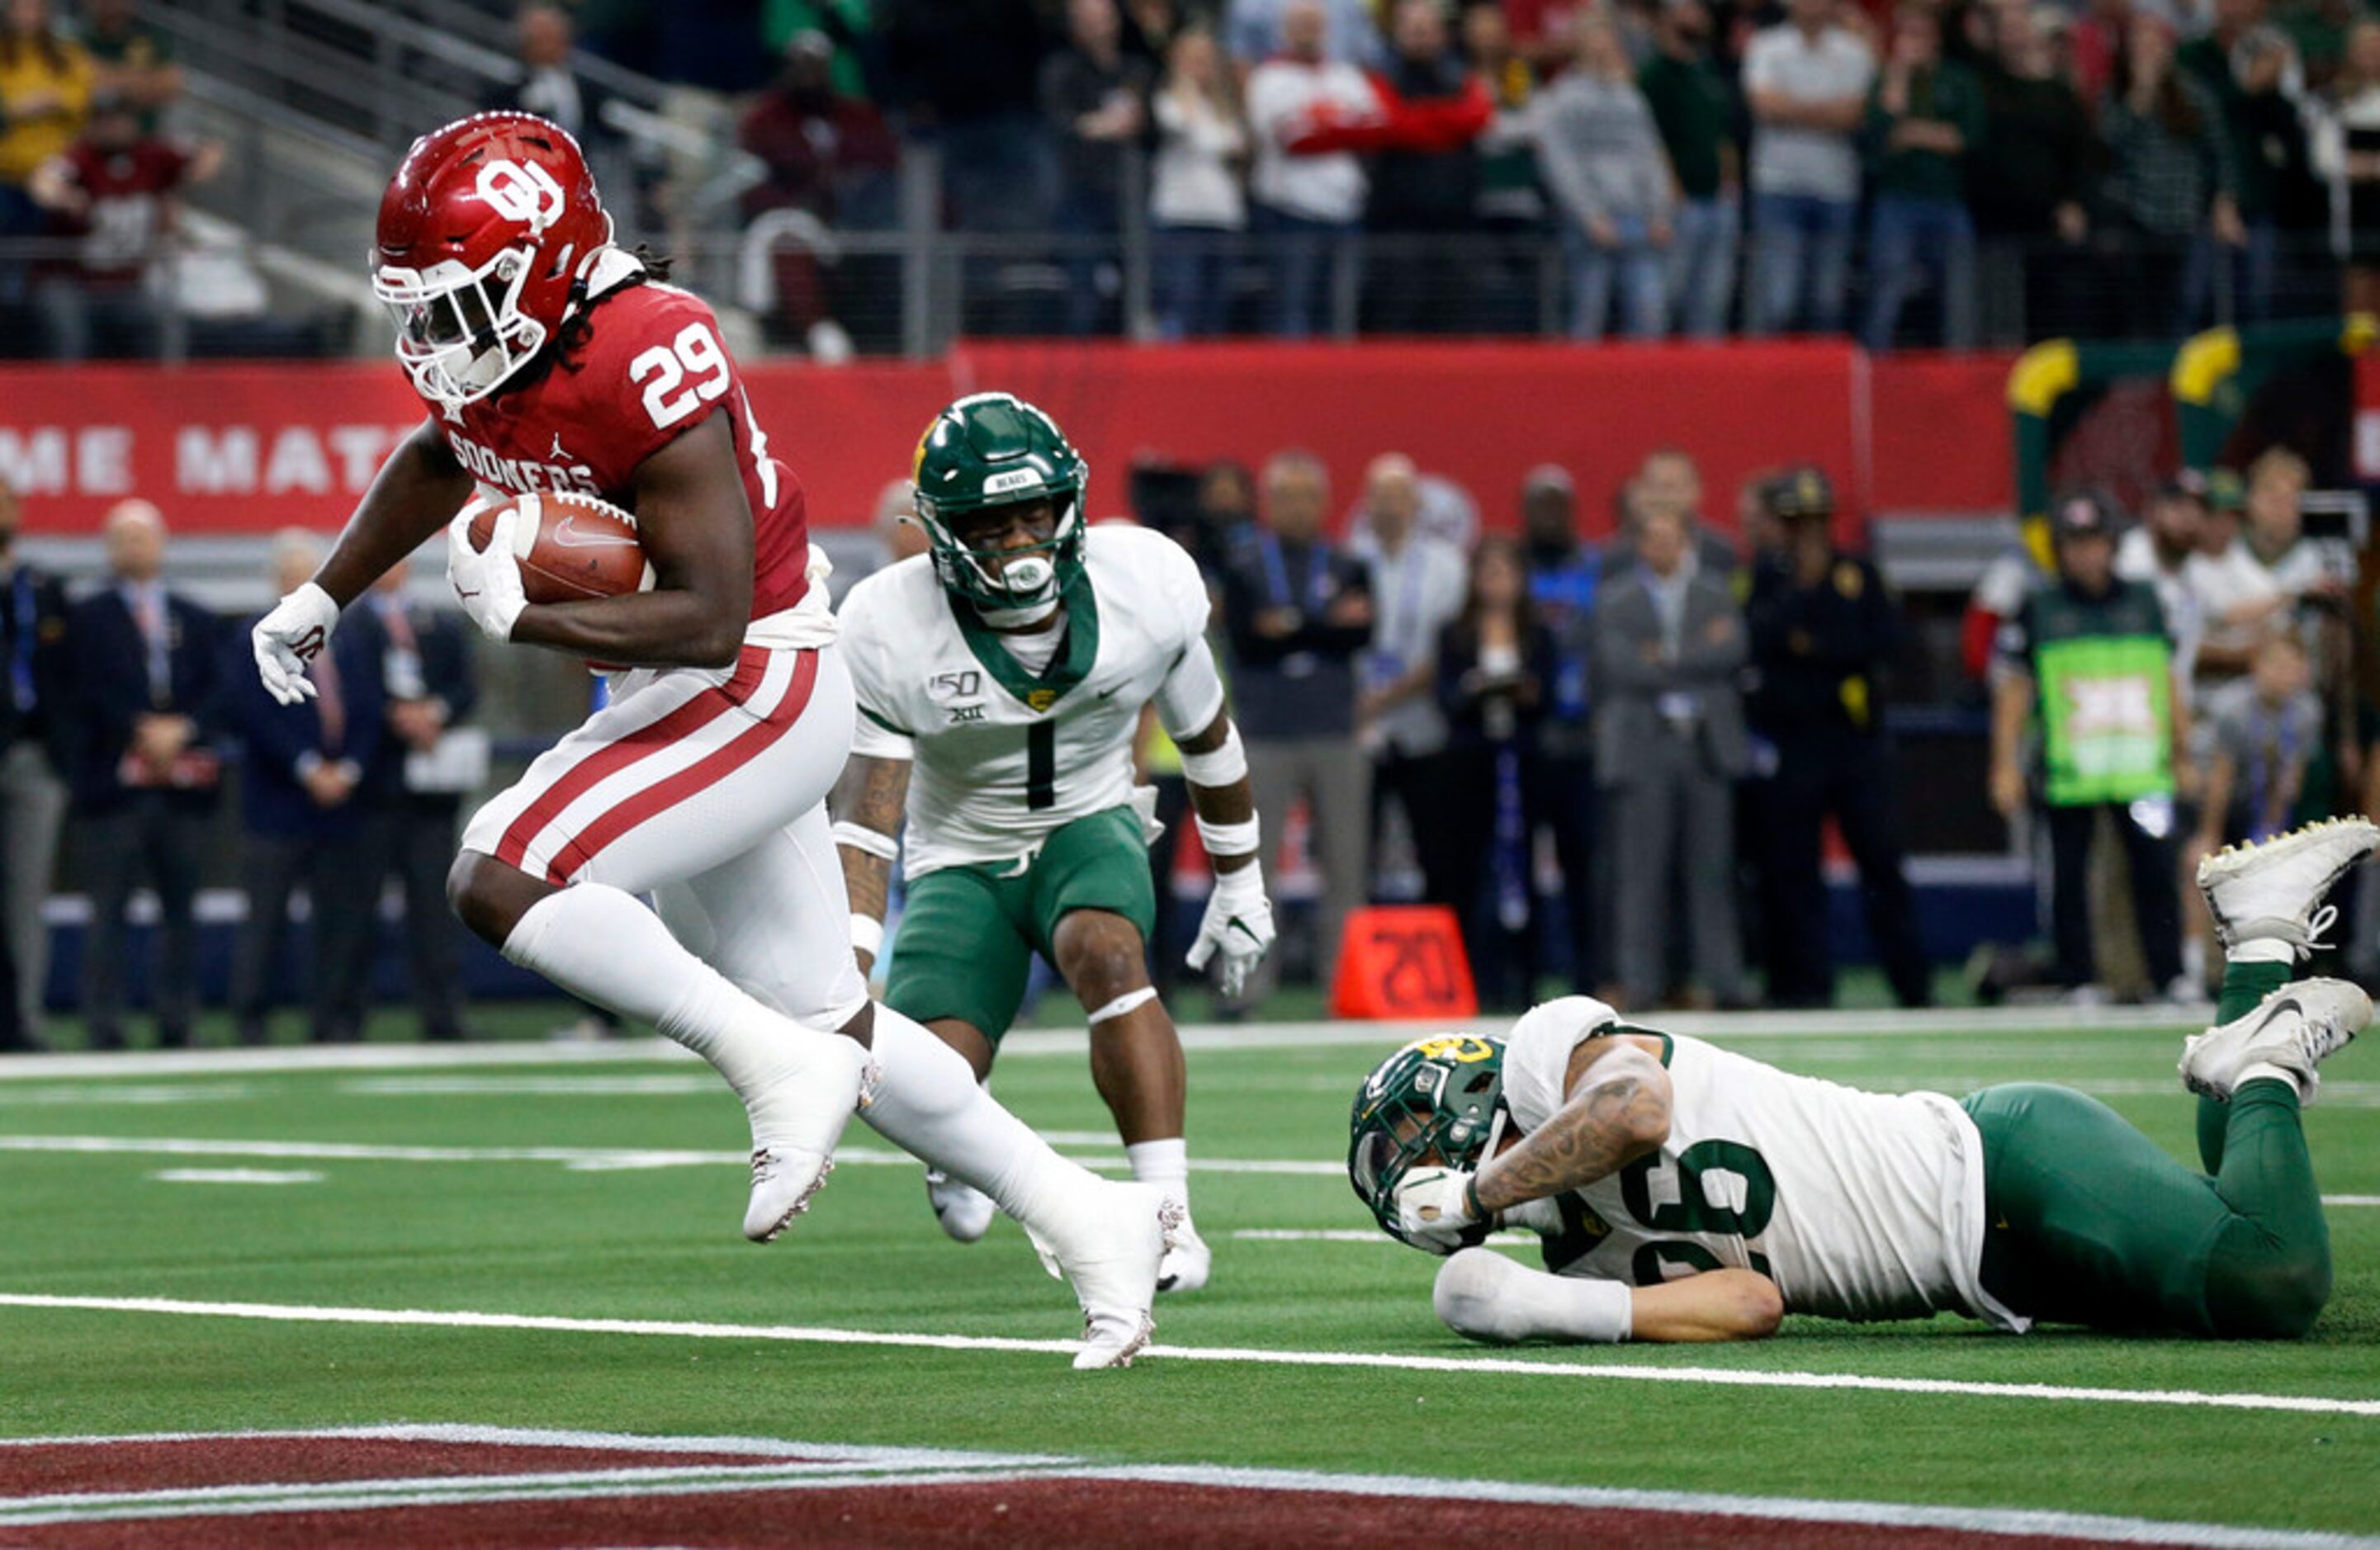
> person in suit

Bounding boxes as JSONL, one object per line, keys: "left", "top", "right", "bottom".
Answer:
{"left": 0, "top": 478, "right": 71, "bottom": 1047}
{"left": 1594, "top": 505, "right": 1749, "bottom": 1011}
{"left": 483, "top": 4, "right": 617, "bottom": 151}
{"left": 226, "top": 531, "right": 384, "bottom": 1044}
{"left": 1214, "top": 449, "right": 1375, "bottom": 1004}
{"left": 64, "top": 500, "right": 221, "bottom": 1050}
{"left": 357, "top": 558, "right": 480, "bottom": 1041}
{"left": 1519, "top": 465, "right": 1605, "bottom": 995}
{"left": 1435, "top": 536, "right": 1559, "bottom": 1009}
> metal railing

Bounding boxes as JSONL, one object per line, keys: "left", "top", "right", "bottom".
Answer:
{"left": 673, "top": 149, "right": 2355, "bottom": 357}
{"left": 0, "top": 233, "right": 362, "bottom": 364}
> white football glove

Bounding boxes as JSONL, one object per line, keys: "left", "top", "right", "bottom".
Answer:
{"left": 447, "top": 502, "right": 529, "bottom": 643}
{"left": 1185, "top": 862, "right": 1275, "bottom": 998}
{"left": 1394, "top": 1165, "right": 1485, "bottom": 1255}
{"left": 249, "top": 581, "right": 338, "bottom": 706}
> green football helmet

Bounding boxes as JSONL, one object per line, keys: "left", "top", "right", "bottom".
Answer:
{"left": 909, "top": 391, "right": 1089, "bottom": 612}
{"left": 1348, "top": 1034, "right": 1509, "bottom": 1250}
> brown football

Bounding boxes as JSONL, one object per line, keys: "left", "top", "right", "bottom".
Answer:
{"left": 465, "top": 490, "right": 652, "bottom": 606}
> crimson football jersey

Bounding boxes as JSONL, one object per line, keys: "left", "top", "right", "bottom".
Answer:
{"left": 428, "top": 274, "right": 810, "bottom": 623}
{"left": 53, "top": 140, "right": 192, "bottom": 288}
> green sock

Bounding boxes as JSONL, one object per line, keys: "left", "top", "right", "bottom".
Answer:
{"left": 2217, "top": 958, "right": 2292, "bottom": 1024}
{"left": 2199, "top": 957, "right": 2293, "bottom": 1174}
{"left": 2203, "top": 1078, "right": 2332, "bottom": 1338}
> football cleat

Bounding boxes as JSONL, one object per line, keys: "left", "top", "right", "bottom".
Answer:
{"left": 1026, "top": 1180, "right": 1176, "bottom": 1369}
{"left": 744, "top": 1149, "right": 831, "bottom": 1243}
{"left": 2196, "top": 818, "right": 2380, "bottom": 957}
{"left": 1157, "top": 1212, "right": 1211, "bottom": 1294}
{"left": 925, "top": 1168, "right": 997, "bottom": 1244}
{"left": 740, "top": 1041, "right": 877, "bottom": 1244}
{"left": 2181, "top": 978, "right": 2369, "bottom": 1104}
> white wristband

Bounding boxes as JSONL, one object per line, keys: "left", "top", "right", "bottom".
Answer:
{"left": 1196, "top": 814, "right": 1261, "bottom": 858}
{"left": 833, "top": 820, "right": 900, "bottom": 862}
{"left": 1177, "top": 722, "right": 1249, "bottom": 788}
{"left": 849, "top": 914, "right": 884, "bottom": 958}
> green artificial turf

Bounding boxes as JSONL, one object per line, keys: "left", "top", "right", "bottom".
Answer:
{"left": 1, "top": 1013, "right": 2374, "bottom": 1532}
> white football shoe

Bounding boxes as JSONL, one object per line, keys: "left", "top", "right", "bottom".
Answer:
{"left": 2197, "top": 818, "right": 2380, "bottom": 957}
{"left": 1026, "top": 1179, "right": 1176, "bottom": 1369}
{"left": 925, "top": 1168, "right": 997, "bottom": 1244}
{"left": 1157, "top": 1212, "right": 1211, "bottom": 1294}
{"left": 741, "top": 1037, "right": 878, "bottom": 1244}
{"left": 2180, "top": 977, "right": 2369, "bottom": 1104}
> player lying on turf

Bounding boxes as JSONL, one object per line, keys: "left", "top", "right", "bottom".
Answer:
{"left": 1348, "top": 819, "right": 2374, "bottom": 1344}
{"left": 244, "top": 113, "right": 1170, "bottom": 1368}
{"left": 831, "top": 394, "right": 1275, "bottom": 1293}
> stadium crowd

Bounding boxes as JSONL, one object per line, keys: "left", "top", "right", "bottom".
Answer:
{"left": 645, "top": 0, "right": 2371, "bottom": 344}
{"left": 6, "top": 0, "right": 2374, "bottom": 352}
{"left": 2, "top": 426, "right": 2363, "bottom": 1049}
{"left": 0, "top": 0, "right": 352, "bottom": 359}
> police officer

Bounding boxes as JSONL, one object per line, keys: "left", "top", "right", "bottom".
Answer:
{"left": 1744, "top": 466, "right": 1933, "bottom": 1009}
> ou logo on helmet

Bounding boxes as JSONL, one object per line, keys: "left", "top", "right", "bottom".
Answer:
{"left": 472, "top": 158, "right": 565, "bottom": 230}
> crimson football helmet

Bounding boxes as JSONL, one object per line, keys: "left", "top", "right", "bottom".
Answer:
{"left": 372, "top": 112, "right": 613, "bottom": 409}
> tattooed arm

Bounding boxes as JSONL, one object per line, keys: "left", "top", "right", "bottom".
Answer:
{"left": 1471, "top": 1037, "right": 1673, "bottom": 1215}
{"left": 830, "top": 753, "right": 911, "bottom": 977}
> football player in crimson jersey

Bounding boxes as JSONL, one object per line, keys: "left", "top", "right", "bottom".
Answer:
{"left": 247, "top": 113, "right": 1172, "bottom": 1368}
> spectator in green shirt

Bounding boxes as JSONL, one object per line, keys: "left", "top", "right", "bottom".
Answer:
{"left": 2177, "top": 0, "right": 2304, "bottom": 324}
{"left": 78, "top": 0, "right": 176, "bottom": 134}
{"left": 2102, "top": 12, "right": 2244, "bottom": 335}
{"left": 1970, "top": 4, "right": 2095, "bottom": 338}
{"left": 1639, "top": 0, "right": 1740, "bottom": 338}
{"left": 1860, "top": 2, "right": 1984, "bottom": 349}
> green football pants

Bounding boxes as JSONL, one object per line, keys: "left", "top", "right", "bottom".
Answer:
{"left": 1960, "top": 959, "right": 2330, "bottom": 1339}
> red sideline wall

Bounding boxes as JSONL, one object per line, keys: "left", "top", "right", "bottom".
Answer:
{"left": 0, "top": 343, "right": 2013, "bottom": 539}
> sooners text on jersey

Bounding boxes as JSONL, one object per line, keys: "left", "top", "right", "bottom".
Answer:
{"left": 426, "top": 277, "right": 810, "bottom": 624}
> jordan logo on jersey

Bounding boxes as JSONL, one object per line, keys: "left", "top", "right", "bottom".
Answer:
{"left": 445, "top": 431, "right": 602, "bottom": 497}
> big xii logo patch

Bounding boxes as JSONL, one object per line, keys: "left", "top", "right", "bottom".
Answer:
{"left": 930, "top": 669, "right": 987, "bottom": 725}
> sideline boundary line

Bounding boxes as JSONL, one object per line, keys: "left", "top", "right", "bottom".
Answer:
{"left": 3, "top": 1292, "right": 2378, "bottom": 1419}
{"left": 0, "top": 1425, "right": 2368, "bottom": 1546}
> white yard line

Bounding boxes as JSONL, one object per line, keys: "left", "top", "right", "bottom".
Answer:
{"left": 0, "top": 1135, "right": 2371, "bottom": 1201}
{"left": 0, "top": 1084, "right": 258, "bottom": 1106}
{"left": 2, "top": 1292, "right": 2378, "bottom": 1420}
{"left": 0, "top": 1005, "right": 2211, "bottom": 1083}
{"left": 149, "top": 1169, "right": 322, "bottom": 1186}
{"left": 0, "top": 1464, "right": 1062, "bottom": 1529}
{"left": 0, "top": 1133, "right": 1343, "bottom": 1177}
{"left": 0, "top": 1425, "right": 2369, "bottom": 1546}
{"left": 0, "top": 1424, "right": 1062, "bottom": 1467}
{"left": 1232, "top": 1228, "right": 1540, "bottom": 1245}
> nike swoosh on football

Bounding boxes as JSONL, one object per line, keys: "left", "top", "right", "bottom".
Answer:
{"left": 550, "top": 517, "right": 640, "bottom": 550}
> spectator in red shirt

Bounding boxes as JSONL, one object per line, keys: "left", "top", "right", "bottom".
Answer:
{"left": 736, "top": 31, "right": 899, "bottom": 355}
{"left": 26, "top": 91, "right": 220, "bottom": 360}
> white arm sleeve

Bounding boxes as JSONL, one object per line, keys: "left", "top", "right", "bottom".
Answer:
{"left": 851, "top": 709, "right": 915, "bottom": 762}
{"left": 1156, "top": 640, "right": 1228, "bottom": 740}
{"left": 1147, "top": 531, "right": 1229, "bottom": 738}
{"left": 839, "top": 574, "right": 917, "bottom": 761}
{"left": 1502, "top": 996, "right": 1625, "bottom": 1133}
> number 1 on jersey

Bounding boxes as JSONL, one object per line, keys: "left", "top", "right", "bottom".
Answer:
{"left": 1026, "top": 721, "right": 1055, "bottom": 810}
